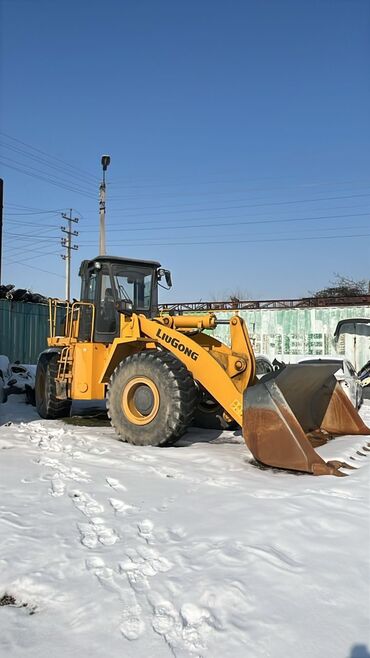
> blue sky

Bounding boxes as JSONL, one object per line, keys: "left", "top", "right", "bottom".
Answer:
{"left": 1, "top": 0, "right": 369, "bottom": 303}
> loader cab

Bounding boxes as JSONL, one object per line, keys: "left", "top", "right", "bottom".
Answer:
{"left": 78, "top": 256, "right": 172, "bottom": 343}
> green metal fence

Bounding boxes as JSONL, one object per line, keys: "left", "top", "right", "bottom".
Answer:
{"left": 0, "top": 300, "right": 49, "bottom": 363}
{"left": 0, "top": 298, "right": 369, "bottom": 368}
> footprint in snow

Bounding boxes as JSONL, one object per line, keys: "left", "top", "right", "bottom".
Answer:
{"left": 36, "top": 456, "right": 90, "bottom": 483}
{"left": 109, "top": 498, "right": 138, "bottom": 515}
{"left": 137, "top": 519, "right": 154, "bottom": 541}
{"left": 70, "top": 490, "right": 104, "bottom": 517}
{"left": 152, "top": 598, "right": 179, "bottom": 635}
{"left": 119, "top": 545, "right": 173, "bottom": 593}
{"left": 106, "top": 477, "right": 127, "bottom": 491}
{"left": 77, "top": 518, "right": 118, "bottom": 548}
{"left": 49, "top": 474, "right": 65, "bottom": 497}
{"left": 85, "top": 556, "right": 145, "bottom": 640}
{"left": 148, "top": 592, "right": 213, "bottom": 654}
{"left": 120, "top": 599, "right": 145, "bottom": 641}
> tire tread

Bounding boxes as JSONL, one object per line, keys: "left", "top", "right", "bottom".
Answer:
{"left": 107, "top": 349, "right": 197, "bottom": 446}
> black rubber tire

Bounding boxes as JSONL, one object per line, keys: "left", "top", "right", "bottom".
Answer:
{"left": 0, "top": 385, "right": 7, "bottom": 404}
{"left": 35, "top": 352, "right": 72, "bottom": 419}
{"left": 193, "top": 387, "right": 238, "bottom": 430}
{"left": 25, "top": 384, "right": 36, "bottom": 406}
{"left": 107, "top": 350, "right": 197, "bottom": 446}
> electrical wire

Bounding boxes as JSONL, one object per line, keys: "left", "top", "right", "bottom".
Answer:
{"left": 75, "top": 231, "right": 370, "bottom": 249}
{"left": 101, "top": 192, "right": 370, "bottom": 218}
{"left": 4, "top": 231, "right": 61, "bottom": 240}
{"left": 0, "top": 158, "right": 97, "bottom": 199}
{"left": 0, "top": 155, "right": 96, "bottom": 197}
{"left": 78, "top": 211, "right": 370, "bottom": 234}
{"left": 5, "top": 249, "right": 61, "bottom": 267}
{"left": 4, "top": 260, "right": 65, "bottom": 279}
{"left": 76, "top": 225, "right": 368, "bottom": 249}
{"left": 0, "top": 131, "right": 98, "bottom": 182}
{"left": 0, "top": 142, "right": 98, "bottom": 190}
{"left": 107, "top": 174, "right": 370, "bottom": 191}
{"left": 5, "top": 209, "right": 65, "bottom": 216}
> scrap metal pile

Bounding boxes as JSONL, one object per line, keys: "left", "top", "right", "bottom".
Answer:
{"left": 0, "top": 284, "right": 47, "bottom": 304}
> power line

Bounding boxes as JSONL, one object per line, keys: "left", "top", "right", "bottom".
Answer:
{"left": 4, "top": 259, "right": 65, "bottom": 279}
{"left": 78, "top": 211, "right": 370, "bottom": 234}
{"left": 4, "top": 239, "right": 60, "bottom": 258}
{"left": 4, "top": 248, "right": 58, "bottom": 264}
{"left": 108, "top": 175, "right": 370, "bottom": 191}
{"left": 0, "top": 158, "right": 97, "bottom": 199}
{"left": 4, "top": 230, "right": 61, "bottom": 240}
{"left": 5, "top": 248, "right": 61, "bottom": 267}
{"left": 76, "top": 231, "right": 370, "bottom": 249}
{"left": 4, "top": 218, "right": 62, "bottom": 228}
{"left": 5, "top": 202, "right": 68, "bottom": 212}
{"left": 0, "top": 131, "right": 98, "bottom": 182}
{"left": 0, "top": 155, "right": 96, "bottom": 197}
{"left": 102, "top": 192, "right": 370, "bottom": 218}
{"left": 0, "top": 141, "right": 98, "bottom": 190}
{"left": 77, "top": 225, "right": 369, "bottom": 249}
{"left": 5, "top": 209, "right": 65, "bottom": 216}
{"left": 107, "top": 180, "right": 370, "bottom": 203}
{"left": 4, "top": 223, "right": 60, "bottom": 239}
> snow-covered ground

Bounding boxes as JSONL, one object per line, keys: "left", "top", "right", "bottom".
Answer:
{"left": 0, "top": 396, "right": 369, "bottom": 658}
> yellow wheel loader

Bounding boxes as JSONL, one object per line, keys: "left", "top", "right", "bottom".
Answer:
{"left": 35, "top": 255, "right": 370, "bottom": 476}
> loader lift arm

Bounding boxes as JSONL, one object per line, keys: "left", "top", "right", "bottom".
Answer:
{"left": 101, "top": 312, "right": 257, "bottom": 426}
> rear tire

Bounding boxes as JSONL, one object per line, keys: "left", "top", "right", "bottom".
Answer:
{"left": 107, "top": 350, "right": 197, "bottom": 446}
{"left": 35, "top": 352, "right": 72, "bottom": 419}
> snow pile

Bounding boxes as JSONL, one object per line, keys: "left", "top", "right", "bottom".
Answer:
{"left": 0, "top": 396, "right": 369, "bottom": 658}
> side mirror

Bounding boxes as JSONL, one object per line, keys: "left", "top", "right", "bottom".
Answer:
{"left": 164, "top": 270, "right": 172, "bottom": 288}
{"left": 158, "top": 268, "right": 172, "bottom": 288}
{"left": 116, "top": 300, "right": 133, "bottom": 316}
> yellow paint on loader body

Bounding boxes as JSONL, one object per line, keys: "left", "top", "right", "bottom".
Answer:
{"left": 48, "top": 309, "right": 255, "bottom": 424}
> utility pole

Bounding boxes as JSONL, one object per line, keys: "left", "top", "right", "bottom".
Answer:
{"left": 61, "top": 209, "right": 79, "bottom": 300}
{"left": 0, "top": 178, "right": 3, "bottom": 285}
{"left": 99, "top": 155, "right": 111, "bottom": 255}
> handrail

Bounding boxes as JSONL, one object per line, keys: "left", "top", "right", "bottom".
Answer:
{"left": 48, "top": 299, "right": 95, "bottom": 341}
{"left": 70, "top": 301, "right": 96, "bottom": 342}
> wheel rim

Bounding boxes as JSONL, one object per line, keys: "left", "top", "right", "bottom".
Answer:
{"left": 122, "top": 377, "right": 160, "bottom": 425}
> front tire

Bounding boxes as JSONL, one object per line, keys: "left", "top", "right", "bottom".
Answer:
{"left": 107, "top": 351, "right": 197, "bottom": 446}
{"left": 35, "top": 352, "right": 72, "bottom": 419}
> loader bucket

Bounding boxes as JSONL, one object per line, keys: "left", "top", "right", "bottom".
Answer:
{"left": 243, "top": 364, "right": 370, "bottom": 476}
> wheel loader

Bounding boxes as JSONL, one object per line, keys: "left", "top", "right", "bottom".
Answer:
{"left": 35, "top": 255, "right": 370, "bottom": 476}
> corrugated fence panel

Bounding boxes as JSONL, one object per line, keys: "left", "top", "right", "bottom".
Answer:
{"left": 0, "top": 300, "right": 49, "bottom": 363}
{"left": 211, "top": 306, "right": 370, "bottom": 368}
{"left": 0, "top": 299, "right": 369, "bottom": 368}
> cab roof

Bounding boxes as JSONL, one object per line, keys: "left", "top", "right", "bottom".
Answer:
{"left": 79, "top": 255, "right": 161, "bottom": 275}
